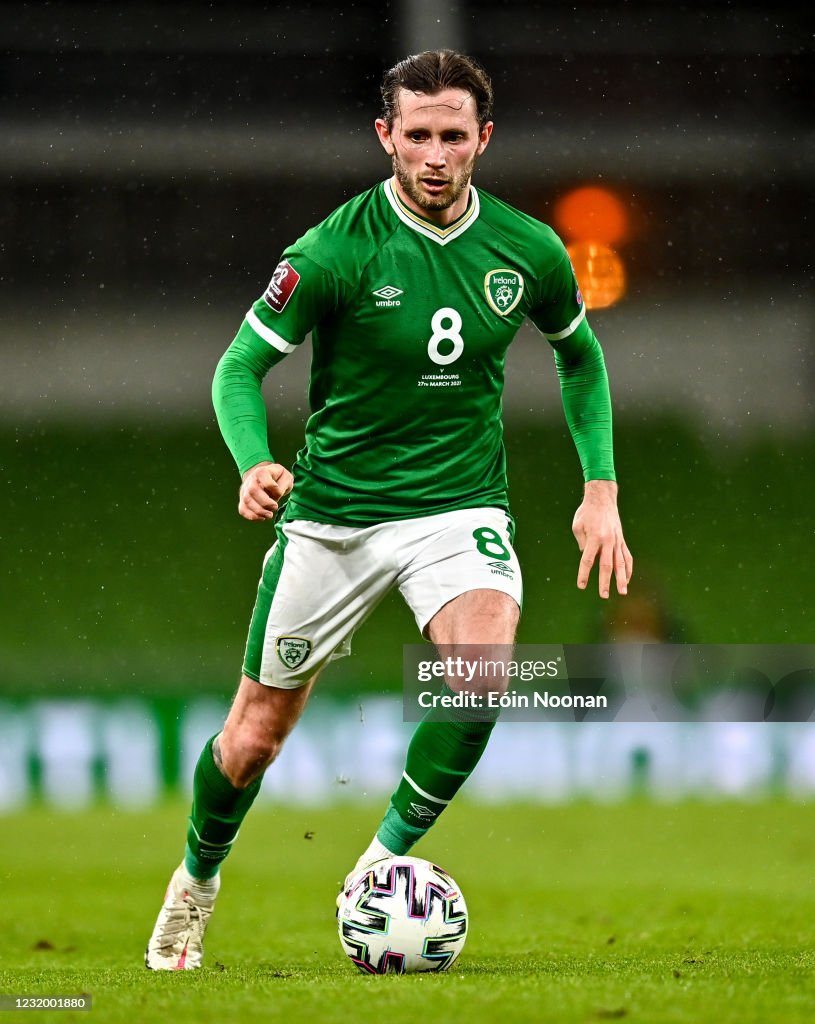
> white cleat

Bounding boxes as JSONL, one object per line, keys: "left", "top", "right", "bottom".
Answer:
{"left": 337, "top": 863, "right": 372, "bottom": 910}
{"left": 337, "top": 842, "right": 394, "bottom": 909}
{"left": 145, "top": 864, "right": 220, "bottom": 970}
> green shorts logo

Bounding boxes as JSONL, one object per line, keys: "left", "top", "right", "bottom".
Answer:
{"left": 484, "top": 268, "right": 525, "bottom": 317}
{"left": 276, "top": 636, "right": 313, "bottom": 669}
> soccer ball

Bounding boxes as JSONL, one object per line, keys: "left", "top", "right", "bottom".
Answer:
{"left": 337, "top": 856, "right": 468, "bottom": 974}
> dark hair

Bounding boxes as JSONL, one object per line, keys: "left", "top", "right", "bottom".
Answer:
{"left": 381, "top": 49, "right": 494, "bottom": 130}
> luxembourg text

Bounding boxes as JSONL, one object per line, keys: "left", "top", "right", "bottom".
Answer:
{"left": 417, "top": 690, "right": 608, "bottom": 710}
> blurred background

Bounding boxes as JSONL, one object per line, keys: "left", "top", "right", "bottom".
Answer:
{"left": 0, "top": 0, "right": 812, "bottom": 808}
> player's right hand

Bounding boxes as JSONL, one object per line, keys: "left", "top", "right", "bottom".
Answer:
{"left": 238, "top": 461, "right": 293, "bottom": 521}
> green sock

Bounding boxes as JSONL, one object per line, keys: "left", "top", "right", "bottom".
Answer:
{"left": 183, "top": 734, "right": 262, "bottom": 879}
{"left": 377, "top": 698, "right": 496, "bottom": 855}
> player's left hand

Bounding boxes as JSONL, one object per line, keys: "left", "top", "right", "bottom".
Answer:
{"left": 572, "top": 479, "right": 633, "bottom": 599}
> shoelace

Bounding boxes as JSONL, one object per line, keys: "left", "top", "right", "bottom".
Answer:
{"left": 156, "top": 893, "right": 210, "bottom": 952}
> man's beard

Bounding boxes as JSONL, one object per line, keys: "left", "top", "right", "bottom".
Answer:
{"left": 392, "top": 152, "right": 478, "bottom": 213}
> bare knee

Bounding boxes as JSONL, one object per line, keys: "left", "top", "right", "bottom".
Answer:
{"left": 217, "top": 674, "right": 315, "bottom": 788}
{"left": 216, "top": 727, "right": 282, "bottom": 788}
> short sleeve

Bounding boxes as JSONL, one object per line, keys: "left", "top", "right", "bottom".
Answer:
{"left": 235, "top": 247, "right": 339, "bottom": 356}
{"left": 528, "top": 250, "right": 587, "bottom": 343}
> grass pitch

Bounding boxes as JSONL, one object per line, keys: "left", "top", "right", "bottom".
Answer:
{"left": 1, "top": 800, "right": 813, "bottom": 1023}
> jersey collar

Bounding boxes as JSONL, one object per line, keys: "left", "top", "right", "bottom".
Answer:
{"left": 383, "top": 178, "right": 480, "bottom": 246}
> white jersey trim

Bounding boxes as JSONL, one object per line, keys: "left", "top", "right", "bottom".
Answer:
{"left": 245, "top": 308, "right": 297, "bottom": 353}
{"left": 384, "top": 178, "right": 480, "bottom": 246}
{"left": 543, "top": 305, "right": 587, "bottom": 342}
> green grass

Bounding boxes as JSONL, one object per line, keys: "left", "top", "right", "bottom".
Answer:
{"left": 1, "top": 800, "right": 814, "bottom": 1022}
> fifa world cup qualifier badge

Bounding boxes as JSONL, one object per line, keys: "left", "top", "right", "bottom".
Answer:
{"left": 484, "top": 268, "right": 525, "bottom": 316}
{"left": 263, "top": 260, "right": 301, "bottom": 312}
{"left": 276, "top": 636, "right": 312, "bottom": 669}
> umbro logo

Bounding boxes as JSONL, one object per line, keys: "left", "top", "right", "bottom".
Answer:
{"left": 372, "top": 284, "right": 403, "bottom": 307}
{"left": 408, "top": 802, "right": 437, "bottom": 820}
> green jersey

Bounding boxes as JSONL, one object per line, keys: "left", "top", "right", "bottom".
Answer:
{"left": 213, "top": 179, "right": 615, "bottom": 526}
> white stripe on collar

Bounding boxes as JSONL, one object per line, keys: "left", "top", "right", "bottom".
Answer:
{"left": 383, "top": 178, "right": 480, "bottom": 246}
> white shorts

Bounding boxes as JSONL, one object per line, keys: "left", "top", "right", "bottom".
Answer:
{"left": 242, "top": 507, "right": 523, "bottom": 688}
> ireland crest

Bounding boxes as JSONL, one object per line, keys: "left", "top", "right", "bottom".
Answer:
{"left": 276, "top": 636, "right": 312, "bottom": 669}
{"left": 484, "top": 268, "right": 525, "bottom": 317}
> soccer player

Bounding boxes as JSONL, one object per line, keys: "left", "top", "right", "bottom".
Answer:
{"left": 146, "top": 49, "right": 632, "bottom": 970}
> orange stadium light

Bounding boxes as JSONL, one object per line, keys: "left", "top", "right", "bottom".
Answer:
{"left": 554, "top": 185, "right": 630, "bottom": 246}
{"left": 566, "top": 241, "right": 627, "bottom": 310}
